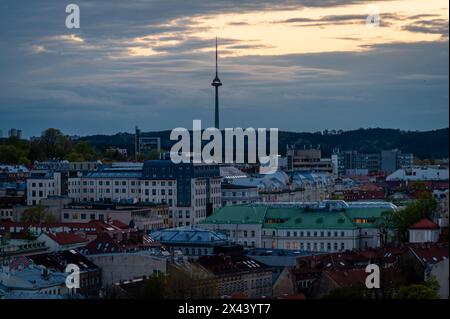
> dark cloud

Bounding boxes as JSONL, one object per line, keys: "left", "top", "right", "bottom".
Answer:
{"left": 402, "top": 18, "right": 449, "bottom": 37}
{"left": 0, "top": 0, "right": 448, "bottom": 137}
{"left": 278, "top": 13, "right": 399, "bottom": 27}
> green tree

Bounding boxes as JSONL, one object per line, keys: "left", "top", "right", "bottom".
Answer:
{"left": 141, "top": 272, "right": 165, "bottom": 299}
{"left": 322, "top": 284, "right": 369, "bottom": 299}
{"left": 66, "top": 152, "right": 86, "bottom": 162}
{"left": 39, "top": 128, "right": 71, "bottom": 159}
{"left": 20, "top": 204, "right": 56, "bottom": 223}
{"left": 393, "top": 192, "right": 438, "bottom": 242}
{"left": 0, "top": 145, "right": 21, "bottom": 164}
{"left": 70, "top": 140, "right": 99, "bottom": 161}
{"left": 377, "top": 210, "right": 395, "bottom": 247}
{"left": 136, "top": 149, "right": 161, "bottom": 161}
{"left": 394, "top": 283, "right": 440, "bottom": 299}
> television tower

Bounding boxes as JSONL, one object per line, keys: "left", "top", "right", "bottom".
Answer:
{"left": 211, "top": 37, "right": 222, "bottom": 129}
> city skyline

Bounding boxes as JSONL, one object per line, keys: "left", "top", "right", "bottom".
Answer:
{"left": 0, "top": 0, "right": 448, "bottom": 137}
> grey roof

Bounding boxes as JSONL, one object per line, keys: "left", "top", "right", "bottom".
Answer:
{"left": 0, "top": 265, "right": 66, "bottom": 291}
{"left": 150, "top": 226, "right": 228, "bottom": 246}
{"left": 85, "top": 171, "right": 142, "bottom": 179}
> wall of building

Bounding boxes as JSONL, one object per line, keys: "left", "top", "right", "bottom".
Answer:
{"left": 87, "top": 252, "right": 167, "bottom": 287}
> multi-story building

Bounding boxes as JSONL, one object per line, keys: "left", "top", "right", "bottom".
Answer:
{"left": 168, "top": 253, "right": 273, "bottom": 299}
{"left": 199, "top": 200, "right": 398, "bottom": 251}
{"left": 386, "top": 166, "right": 449, "bottom": 182}
{"left": 26, "top": 172, "right": 62, "bottom": 205}
{"left": 135, "top": 126, "right": 161, "bottom": 159}
{"left": 28, "top": 250, "right": 101, "bottom": 296}
{"left": 286, "top": 147, "right": 334, "bottom": 173}
{"left": 61, "top": 203, "right": 169, "bottom": 230}
{"left": 335, "top": 149, "right": 414, "bottom": 175}
{"left": 223, "top": 170, "right": 333, "bottom": 204}
{"left": 8, "top": 128, "right": 22, "bottom": 139}
{"left": 0, "top": 260, "right": 69, "bottom": 298}
{"left": 33, "top": 160, "right": 102, "bottom": 173}
{"left": 66, "top": 160, "right": 221, "bottom": 227}
{"left": 221, "top": 184, "right": 259, "bottom": 206}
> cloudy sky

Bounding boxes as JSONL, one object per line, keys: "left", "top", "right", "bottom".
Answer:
{"left": 0, "top": 0, "right": 448, "bottom": 137}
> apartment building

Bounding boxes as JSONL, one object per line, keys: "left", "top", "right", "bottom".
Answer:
{"left": 26, "top": 172, "right": 62, "bottom": 205}
{"left": 61, "top": 203, "right": 169, "bottom": 230}
{"left": 200, "top": 201, "right": 397, "bottom": 252}
{"left": 66, "top": 160, "right": 221, "bottom": 226}
{"left": 286, "top": 147, "right": 334, "bottom": 173}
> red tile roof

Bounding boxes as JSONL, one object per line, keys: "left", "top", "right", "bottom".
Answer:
{"left": 80, "top": 232, "right": 124, "bottom": 255}
{"left": 325, "top": 269, "right": 368, "bottom": 288}
{"left": 45, "top": 232, "right": 88, "bottom": 246}
{"left": 111, "top": 220, "right": 129, "bottom": 229}
{"left": 409, "top": 244, "right": 449, "bottom": 264}
{"left": 409, "top": 218, "right": 439, "bottom": 230}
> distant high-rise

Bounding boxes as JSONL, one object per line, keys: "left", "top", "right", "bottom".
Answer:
{"left": 211, "top": 37, "right": 222, "bottom": 129}
{"left": 135, "top": 126, "right": 161, "bottom": 159}
{"left": 8, "top": 128, "right": 22, "bottom": 139}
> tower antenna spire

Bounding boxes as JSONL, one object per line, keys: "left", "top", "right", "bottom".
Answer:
{"left": 211, "top": 37, "right": 222, "bottom": 129}
{"left": 215, "top": 36, "right": 218, "bottom": 76}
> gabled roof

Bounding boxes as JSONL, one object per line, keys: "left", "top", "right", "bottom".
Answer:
{"left": 44, "top": 232, "right": 88, "bottom": 246}
{"left": 80, "top": 232, "right": 123, "bottom": 255}
{"left": 409, "top": 218, "right": 439, "bottom": 230}
{"left": 409, "top": 244, "right": 449, "bottom": 264}
{"left": 325, "top": 269, "right": 368, "bottom": 288}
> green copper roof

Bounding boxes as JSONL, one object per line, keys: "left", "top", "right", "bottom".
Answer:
{"left": 200, "top": 204, "right": 393, "bottom": 230}
{"left": 201, "top": 204, "right": 268, "bottom": 224}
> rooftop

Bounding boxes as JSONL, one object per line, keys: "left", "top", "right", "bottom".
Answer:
{"left": 409, "top": 243, "right": 449, "bottom": 264}
{"left": 197, "top": 254, "right": 269, "bottom": 276}
{"left": 201, "top": 202, "right": 394, "bottom": 230}
{"left": 409, "top": 218, "right": 439, "bottom": 230}
{"left": 42, "top": 232, "right": 88, "bottom": 246}
{"left": 28, "top": 250, "right": 99, "bottom": 272}
{"left": 150, "top": 226, "right": 228, "bottom": 245}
